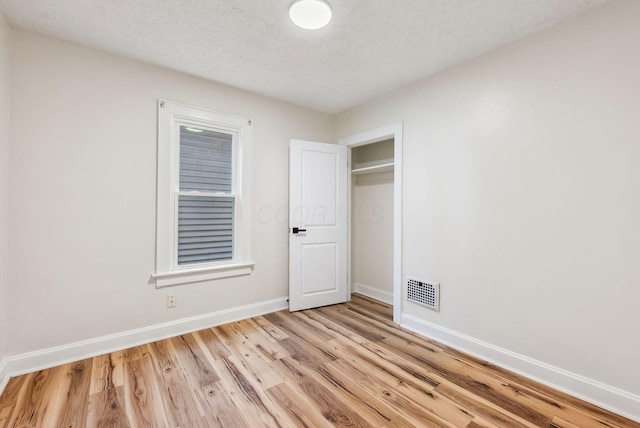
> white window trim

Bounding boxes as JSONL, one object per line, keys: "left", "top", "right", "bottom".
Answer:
{"left": 154, "top": 100, "right": 253, "bottom": 287}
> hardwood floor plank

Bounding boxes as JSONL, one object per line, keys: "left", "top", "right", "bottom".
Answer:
{"left": 169, "top": 334, "right": 220, "bottom": 387}
{"left": 330, "top": 356, "right": 475, "bottom": 427}
{"left": 374, "top": 334, "right": 553, "bottom": 425}
{"left": 109, "top": 347, "right": 145, "bottom": 389}
{"left": 252, "top": 314, "right": 290, "bottom": 341}
{"left": 272, "top": 357, "right": 375, "bottom": 427}
{"left": 198, "top": 381, "right": 250, "bottom": 428}
{"left": 443, "top": 343, "right": 631, "bottom": 428}
{"left": 434, "top": 379, "right": 539, "bottom": 428}
{"left": 86, "top": 386, "right": 130, "bottom": 428}
{"left": 344, "top": 301, "right": 447, "bottom": 352}
{"left": 215, "top": 324, "right": 285, "bottom": 390}
{"left": 3, "top": 372, "right": 36, "bottom": 428}
{"left": 212, "top": 356, "right": 284, "bottom": 427}
{"left": 0, "top": 376, "right": 27, "bottom": 428}
{"left": 351, "top": 293, "right": 394, "bottom": 319}
{"left": 303, "top": 309, "right": 372, "bottom": 346}
{"left": 193, "top": 327, "right": 232, "bottom": 360}
{"left": 326, "top": 337, "right": 440, "bottom": 398}
{"left": 466, "top": 418, "right": 501, "bottom": 428}
{"left": 56, "top": 358, "right": 92, "bottom": 428}
{"left": 89, "top": 353, "right": 121, "bottom": 395}
{"left": 36, "top": 365, "right": 73, "bottom": 428}
{"left": 324, "top": 359, "right": 454, "bottom": 427}
{"left": 278, "top": 336, "right": 336, "bottom": 370}
{"left": 121, "top": 355, "right": 170, "bottom": 428}
{"left": 311, "top": 361, "right": 418, "bottom": 427}
{"left": 146, "top": 339, "right": 207, "bottom": 428}
{"left": 550, "top": 416, "right": 582, "bottom": 428}
{"left": 0, "top": 408, "right": 11, "bottom": 428}
{"left": 1, "top": 296, "right": 637, "bottom": 428}
{"left": 374, "top": 333, "right": 615, "bottom": 427}
{"left": 316, "top": 305, "right": 386, "bottom": 342}
{"left": 264, "top": 311, "right": 340, "bottom": 363}
{"left": 243, "top": 318, "right": 290, "bottom": 360}
{"left": 335, "top": 329, "right": 443, "bottom": 389}
{"left": 5, "top": 366, "right": 72, "bottom": 428}
{"left": 495, "top": 380, "right": 624, "bottom": 428}
{"left": 267, "top": 380, "right": 335, "bottom": 428}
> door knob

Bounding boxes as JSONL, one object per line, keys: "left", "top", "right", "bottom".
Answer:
{"left": 292, "top": 227, "right": 307, "bottom": 234}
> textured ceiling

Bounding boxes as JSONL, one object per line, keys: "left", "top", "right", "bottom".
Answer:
{"left": 0, "top": 0, "right": 615, "bottom": 114}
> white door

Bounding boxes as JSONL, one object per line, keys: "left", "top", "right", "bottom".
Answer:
{"left": 289, "top": 140, "right": 348, "bottom": 311}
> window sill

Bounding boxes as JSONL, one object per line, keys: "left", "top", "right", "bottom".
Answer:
{"left": 152, "top": 261, "right": 255, "bottom": 288}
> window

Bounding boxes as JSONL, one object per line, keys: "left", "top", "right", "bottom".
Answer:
{"left": 154, "top": 100, "right": 253, "bottom": 287}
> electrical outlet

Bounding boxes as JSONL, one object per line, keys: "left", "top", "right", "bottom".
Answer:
{"left": 167, "top": 295, "right": 176, "bottom": 308}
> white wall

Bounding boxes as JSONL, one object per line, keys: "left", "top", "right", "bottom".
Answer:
{"left": 0, "top": 12, "right": 10, "bottom": 370}
{"left": 8, "top": 30, "right": 334, "bottom": 356}
{"left": 338, "top": 0, "right": 640, "bottom": 417}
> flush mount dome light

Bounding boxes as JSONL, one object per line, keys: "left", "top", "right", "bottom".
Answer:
{"left": 289, "top": 0, "right": 333, "bottom": 30}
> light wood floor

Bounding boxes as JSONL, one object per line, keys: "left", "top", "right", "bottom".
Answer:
{"left": 0, "top": 294, "right": 637, "bottom": 428}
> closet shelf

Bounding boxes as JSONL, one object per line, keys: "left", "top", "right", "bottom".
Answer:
{"left": 351, "top": 162, "right": 394, "bottom": 175}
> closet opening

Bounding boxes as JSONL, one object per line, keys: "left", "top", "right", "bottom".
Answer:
{"left": 350, "top": 139, "right": 394, "bottom": 309}
{"left": 341, "top": 122, "right": 403, "bottom": 323}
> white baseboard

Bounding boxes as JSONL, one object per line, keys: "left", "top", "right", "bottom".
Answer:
{"left": 0, "top": 357, "right": 8, "bottom": 396}
{"left": 401, "top": 314, "right": 640, "bottom": 423}
{"left": 352, "top": 282, "right": 393, "bottom": 305}
{"left": 7, "top": 297, "right": 289, "bottom": 377}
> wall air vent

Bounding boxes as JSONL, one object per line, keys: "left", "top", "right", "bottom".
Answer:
{"left": 406, "top": 276, "right": 440, "bottom": 312}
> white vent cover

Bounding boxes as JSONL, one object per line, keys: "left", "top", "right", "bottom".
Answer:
{"left": 407, "top": 276, "right": 440, "bottom": 312}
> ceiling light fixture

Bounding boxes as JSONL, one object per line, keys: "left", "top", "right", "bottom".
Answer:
{"left": 289, "top": 0, "right": 333, "bottom": 30}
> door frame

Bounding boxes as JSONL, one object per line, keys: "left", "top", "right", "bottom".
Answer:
{"left": 339, "top": 122, "right": 403, "bottom": 323}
